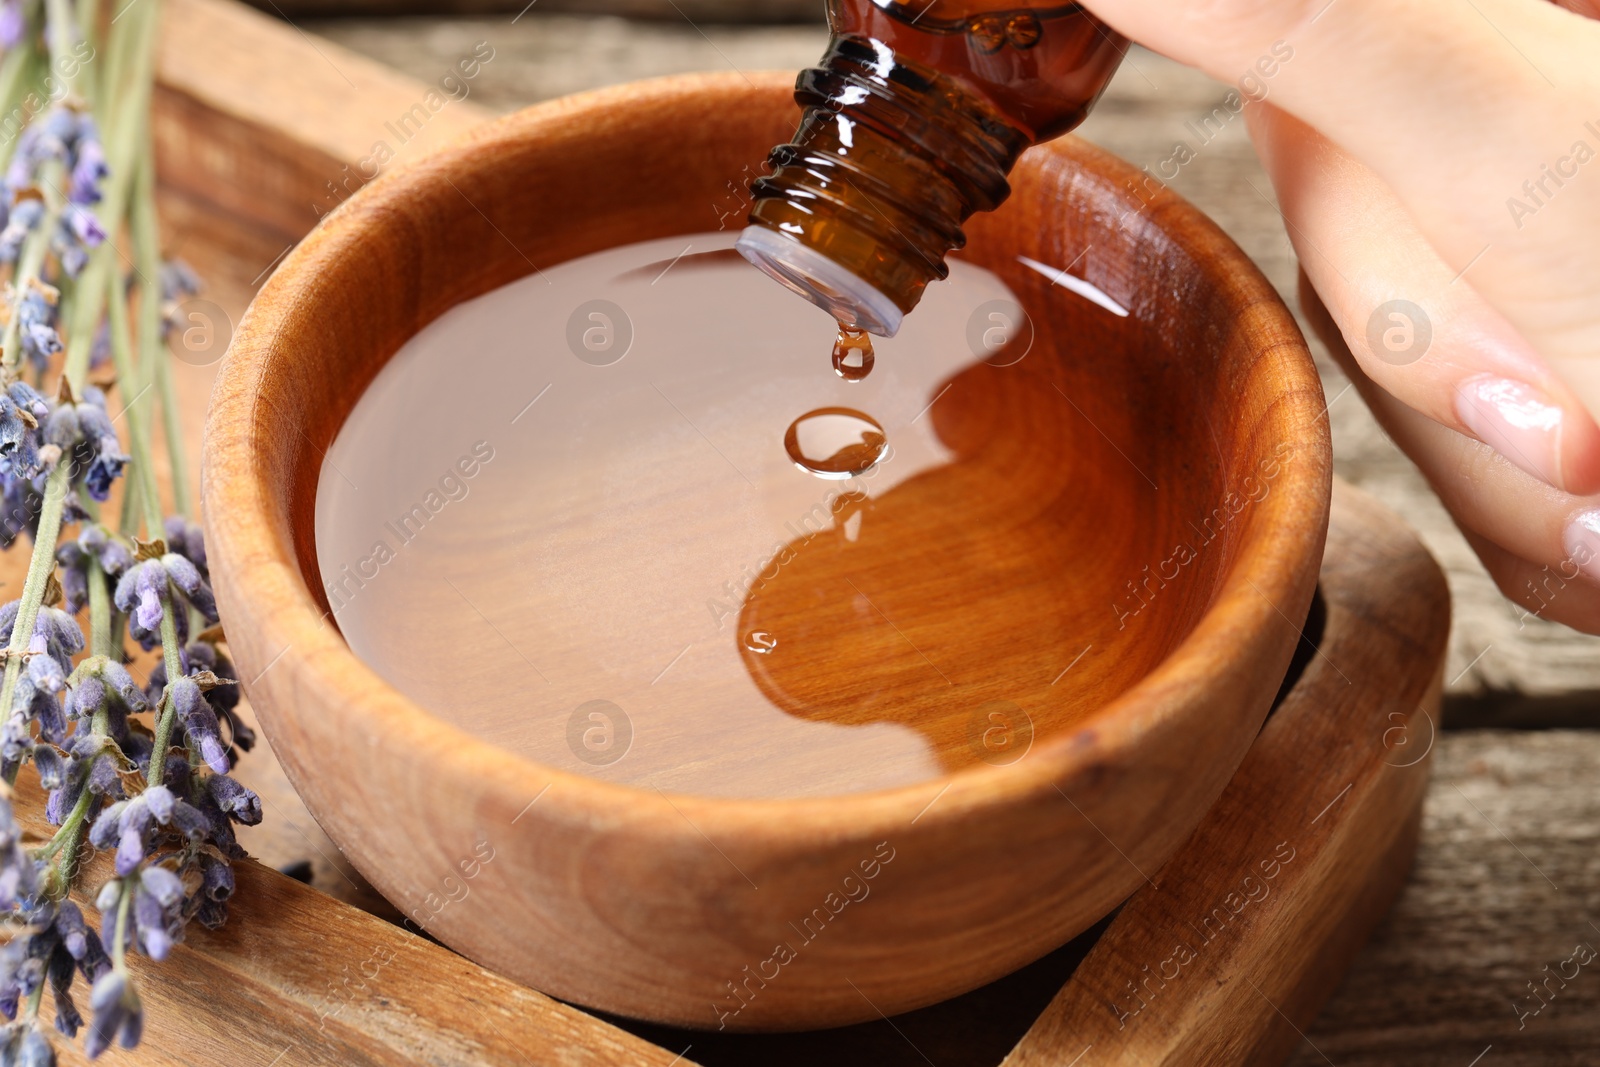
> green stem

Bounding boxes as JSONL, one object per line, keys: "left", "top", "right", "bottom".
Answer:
{"left": 33, "top": 781, "right": 93, "bottom": 899}
{"left": 111, "top": 881, "right": 130, "bottom": 971}
{"left": 145, "top": 594, "right": 182, "bottom": 788}
{"left": 42, "top": 0, "right": 76, "bottom": 93}
{"left": 0, "top": 461, "right": 72, "bottom": 780}
{"left": 88, "top": 556, "right": 111, "bottom": 659}
{"left": 105, "top": 263, "right": 162, "bottom": 536}
{"left": 0, "top": 46, "right": 35, "bottom": 171}
{"left": 133, "top": 146, "right": 188, "bottom": 516}
{"left": 61, "top": 0, "right": 159, "bottom": 387}
{"left": 78, "top": 0, "right": 103, "bottom": 108}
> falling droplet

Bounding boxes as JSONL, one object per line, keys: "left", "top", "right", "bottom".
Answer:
{"left": 832, "top": 325, "right": 875, "bottom": 382}
{"left": 785, "top": 408, "right": 889, "bottom": 480}
{"left": 744, "top": 631, "right": 778, "bottom": 655}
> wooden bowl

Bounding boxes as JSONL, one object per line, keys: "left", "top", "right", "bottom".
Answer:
{"left": 203, "top": 72, "right": 1332, "bottom": 1031}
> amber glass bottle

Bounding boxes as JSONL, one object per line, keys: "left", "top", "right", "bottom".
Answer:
{"left": 736, "top": 1, "right": 1127, "bottom": 336}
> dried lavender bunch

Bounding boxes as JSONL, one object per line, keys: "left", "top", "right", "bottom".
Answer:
{"left": 0, "top": 0, "right": 262, "bottom": 1061}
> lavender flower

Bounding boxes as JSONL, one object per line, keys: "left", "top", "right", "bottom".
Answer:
{"left": 0, "top": 1024, "right": 58, "bottom": 1066}
{"left": 0, "top": 793, "right": 38, "bottom": 910}
{"left": 83, "top": 970, "right": 140, "bottom": 1058}
{"left": 170, "top": 677, "right": 228, "bottom": 774}
{"left": 56, "top": 526, "right": 135, "bottom": 614}
{"left": 158, "top": 261, "right": 201, "bottom": 343}
{"left": 187, "top": 773, "right": 260, "bottom": 860}
{"left": 161, "top": 516, "right": 206, "bottom": 578}
{"left": 190, "top": 853, "right": 234, "bottom": 930}
{"left": 0, "top": 198, "right": 41, "bottom": 263}
{"left": 42, "top": 387, "right": 126, "bottom": 502}
{"left": 11, "top": 280, "right": 62, "bottom": 376}
{"left": 88, "top": 785, "right": 210, "bottom": 876}
{"left": 53, "top": 206, "right": 104, "bottom": 277}
{"left": 112, "top": 552, "right": 218, "bottom": 650}
{"left": 66, "top": 119, "right": 106, "bottom": 206}
{"left": 0, "top": 901, "right": 108, "bottom": 1047}
{"left": 43, "top": 732, "right": 127, "bottom": 827}
{"left": 147, "top": 642, "right": 250, "bottom": 756}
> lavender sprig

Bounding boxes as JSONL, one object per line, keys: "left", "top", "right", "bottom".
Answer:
{"left": 0, "top": 0, "right": 261, "bottom": 1060}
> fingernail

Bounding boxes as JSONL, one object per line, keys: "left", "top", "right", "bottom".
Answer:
{"left": 1454, "top": 377, "right": 1566, "bottom": 490}
{"left": 1566, "top": 510, "right": 1600, "bottom": 585}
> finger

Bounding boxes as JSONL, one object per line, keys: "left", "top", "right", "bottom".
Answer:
{"left": 1260, "top": 106, "right": 1600, "bottom": 495}
{"left": 1302, "top": 273, "right": 1600, "bottom": 578}
{"left": 1079, "top": 0, "right": 1600, "bottom": 380}
{"left": 1460, "top": 527, "right": 1600, "bottom": 635}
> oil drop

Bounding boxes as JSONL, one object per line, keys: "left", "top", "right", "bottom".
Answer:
{"left": 784, "top": 407, "right": 888, "bottom": 480}
{"left": 832, "top": 325, "right": 875, "bottom": 382}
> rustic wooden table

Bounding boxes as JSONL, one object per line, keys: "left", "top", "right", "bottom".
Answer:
{"left": 129, "top": 8, "right": 1600, "bottom": 1065}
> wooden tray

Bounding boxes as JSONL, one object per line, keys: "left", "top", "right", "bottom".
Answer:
{"left": 20, "top": 478, "right": 1447, "bottom": 1066}
{"left": 17, "top": 3, "right": 1450, "bottom": 1061}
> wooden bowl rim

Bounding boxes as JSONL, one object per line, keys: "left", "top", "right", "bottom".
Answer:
{"left": 205, "top": 71, "right": 1332, "bottom": 841}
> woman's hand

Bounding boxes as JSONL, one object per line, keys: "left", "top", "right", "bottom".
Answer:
{"left": 1079, "top": 0, "right": 1600, "bottom": 632}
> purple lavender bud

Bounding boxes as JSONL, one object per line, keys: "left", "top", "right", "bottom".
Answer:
{"left": 168, "top": 798, "right": 210, "bottom": 841}
{"left": 7, "top": 384, "right": 46, "bottom": 421}
{"left": 115, "top": 804, "right": 152, "bottom": 876}
{"left": 21, "top": 322, "right": 61, "bottom": 368}
{"left": 57, "top": 243, "right": 86, "bottom": 277}
{"left": 140, "top": 866, "right": 183, "bottom": 910}
{"left": 42, "top": 405, "right": 79, "bottom": 450}
{"left": 0, "top": 395, "right": 27, "bottom": 462}
{"left": 84, "top": 970, "right": 141, "bottom": 1057}
{"left": 65, "top": 675, "right": 104, "bottom": 721}
{"left": 160, "top": 260, "right": 201, "bottom": 301}
{"left": 198, "top": 856, "right": 234, "bottom": 902}
{"left": 0, "top": 712, "right": 34, "bottom": 780}
{"left": 35, "top": 609, "right": 82, "bottom": 661}
{"left": 0, "top": 0, "right": 23, "bottom": 48}
{"left": 84, "top": 440, "right": 128, "bottom": 502}
{"left": 87, "top": 802, "right": 126, "bottom": 852}
{"left": 32, "top": 692, "right": 66, "bottom": 747}
{"left": 85, "top": 755, "right": 119, "bottom": 799}
{"left": 55, "top": 543, "right": 88, "bottom": 615}
{"left": 26, "top": 637, "right": 63, "bottom": 694}
{"left": 206, "top": 776, "right": 261, "bottom": 826}
{"left": 100, "top": 663, "right": 145, "bottom": 713}
{"left": 113, "top": 562, "right": 165, "bottom": 635}
{"left": 141, "top": 785, "right": 173, "bottom": 824}
{"left": 62, "top": 205, "right": 104, "bottom": 247}
{"left": 159, "top": 553, "right": 201, "bottom": 598}
{"left": 75, "top": 926, "right": 109, "bottom": 986}
{"left": 80, "top": 526, "right": 133, "bottom": 577}
{"left": 0, "top": 199, "right": 42, "bottom": 263}
{"left": 18, "top": 1026, "right": 55, "bottom": 1067}
{"left": 170, "top": 677, "right": 228, "bottom": 773}
{"left": 0, "top": 796, "right": 37, "bottom": 910}
{"left": 132, "top": 888, "right": 175, "bottom": 961}
{"left": 33, "top": 745, "right": 63, "bottom": 789}
{"left": 69, "top": 137, "right": 107, "bottom": 206}
{"left": 88, "top": 320, "right": 110, "bottom": 368}
{"left": 54, "top": 903, "right": 88, "bottom": 962}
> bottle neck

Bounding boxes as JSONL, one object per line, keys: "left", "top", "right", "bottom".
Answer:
{"left": 738, "top": 37, "right": 1031, "bottom": 337}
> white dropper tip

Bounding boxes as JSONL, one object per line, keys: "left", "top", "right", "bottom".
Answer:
{"left": 736, "top": 226, "right": 904, "bottom": 339}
